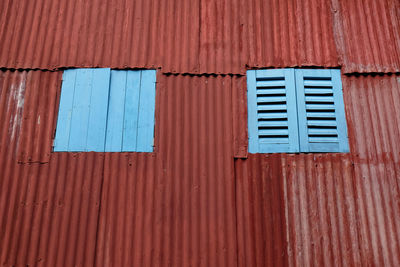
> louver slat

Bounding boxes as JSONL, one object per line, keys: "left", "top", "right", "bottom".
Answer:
{"left": 296, "top": 69, "right": 349, "bottom": 152}
{"left": 247, "top": 69, "right": 299, "bottom": 153}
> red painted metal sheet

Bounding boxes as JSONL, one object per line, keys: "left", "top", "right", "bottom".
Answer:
{"left": 2, "top": 0, "right": 400, "bottom": 74}
{"left": 0, "top": 153, "right": 104, "bottom": 267}
{"left": 0, "top": 70, "right": 104, "bottom": 266}
{"left": 95, "top": 74, "right": 240, "bottom": 266}
{"left": 333, "top": 0, "right": 400, "bottom": 73}
{"left": 2, "top": 68, "right": 400, "bottom": 266}
{"left": 0, "top": 71, "right": 243, "bottom": 266}
{"left": 236, "top": 0, "right": 339, "bottom": 71}
{"left": 0, "top": 0, "right": 340, "bottom": 74}
{"left": 235, "top": 74, "right": 400, "bottom": 266}
{"left": 0, "top": 70, "right": 61, "bottom": 163}
{"left": 235, "top": 155, "right": 287, "bottom": 267}
{"left": 0, "top": 0, "right": 201, "bottom": 73}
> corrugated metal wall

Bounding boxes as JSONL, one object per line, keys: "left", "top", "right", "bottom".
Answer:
{"left": 236, "top": 75, "right": 400, "bottom": 267}
{"left": 2, "top": 0, "right": 398, "bottom": 74}
{"left": 0, "top": 71, "right": 104, "bottom": 266}
{"left": 0, "top": 72, "right": 243, "bottom": 266}
{"left": 95, "top": 75, "right": 240, "bottom": 266}
{"left": 333, "top": 0, "right": 400, "bottom": 73}
{"left": 1, "top": 0, "right": 400, "bottom": 266}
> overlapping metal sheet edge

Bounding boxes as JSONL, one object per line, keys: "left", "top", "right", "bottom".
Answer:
{"left": 234, "top": 74, "right": 400, "bottom": 266}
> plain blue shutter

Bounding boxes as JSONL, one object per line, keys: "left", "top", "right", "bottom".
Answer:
{"left": 54, "top": 68, "right": 111, "bottom": 152}
{"left": 54, "top": 68, "right": 156, "bottom": 152}
{"left": 247, "top": 69, "right": 299, "bottom": 153}
{"left": 295, "top": 69, "right": 349, "bottom": 152}
{"left": 105, "top": 70, "right": 156, "bottom": 152}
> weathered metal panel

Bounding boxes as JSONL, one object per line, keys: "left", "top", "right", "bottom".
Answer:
{"left": 0, "top": 71, "right": 244, "bottom": 266}
{"left": 2, "top": 0, "right": 400, "bottom": 74}
{"left": 0, "top": 70, "right": 104, "bottom": 266}
{"left": 235, "top": 74, "right": 400, "bottom": 266}
{"left": 2, "top": 70, "right": 400, "bottom": 266}
{"left": 0, "top": 153, "right": 104, "bottom": 267}
{"left": 235, "top": 155, "right": 288, "bottom": 267}
{"left": 95, "top": 74, "right": 239, "bottom": 266}
{"left": 333, "top": 0, "right": 400, "bottom": 73}
{"left": 0, "top": 70, "right": 62, "bottom": 163}
{"left": 0, "top": 0, "right": 340, "bottom": 74}
{"left": 224, "top": 0, "right": 339, "bottom": 72}
{"left": 0, "top": 0, "right": 201, "bottom": 73}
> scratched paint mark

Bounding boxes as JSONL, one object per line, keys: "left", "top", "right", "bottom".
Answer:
{"left": 9, "top": 74, "right": 26, "bottom": 144}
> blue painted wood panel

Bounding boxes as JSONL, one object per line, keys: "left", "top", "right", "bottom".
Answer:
{"left": 68, "top": 69, "right": 94, "bottom": 151}
{"left": 54, "top": 70, "right": 77, "bottom": 151}
{"left": 295, "top": 69, "right": 349, "bottom": 153}
{"left": 86, "top": 68, "right": 111, "bottom": 151}
{"left": 122, "top": 71, "right": 141, "bottom": 151}
{"left": 247, "top": 69, "right": 299, "bottom": 153}
{"left": 248, "top": 68, "right": 349, "bottom": 154}
{"left": 54, "top": 68, "right": 156, "bottom": 152}
{"left": 247, "top": 70, "right": 259, "bottom": 153}
{"left": 136, "top": 70, "right": 156, "bottom": 152}
{"left": 105, "top": 70, "right": 127, "bottom": 152}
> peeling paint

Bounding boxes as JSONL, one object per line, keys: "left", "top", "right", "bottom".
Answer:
{"left": 9, "top": 76, "right": 26, "bottom": 143}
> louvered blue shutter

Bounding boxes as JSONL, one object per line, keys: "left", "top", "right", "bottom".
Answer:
{"left": 295, "top": 69, "right": 349, "bottom": 152}
{"left": 247, "top": 69, "right": 299, "bottom": 153}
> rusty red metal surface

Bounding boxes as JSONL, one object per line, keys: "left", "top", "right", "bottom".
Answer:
{"left": 0, "top": 0, "right": 340, "bottom": 74}
{"left": 235, "top": 74, "right": 400, "bottom": 267}
{"left": 0, "top": 71, "right": 243, "bottom": 266}
{"left": 0, "top": 71, "right": 104, "bottom": 266}
{"left": 2, "top": 0, "right": 398, "bottom": 74}
{"left": 2, "top": 70, "right": 400, "bottom": 266}
{"left": 95, "top": 74, "right": 240, "bottom": 266}
{"left": 333, "top": 0, "right": 400, "bottom": 73}
{"left": 1, "top": 0, "right": 400, "bottom": 266}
